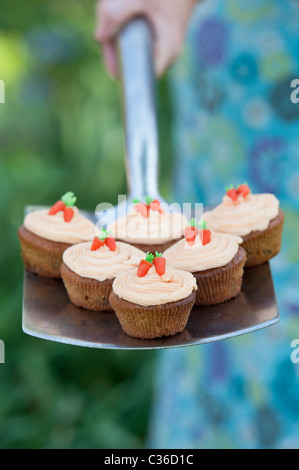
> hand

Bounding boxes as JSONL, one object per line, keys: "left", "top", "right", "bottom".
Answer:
{"left": 95, "top": 0, "right": 197, "bottom": 78}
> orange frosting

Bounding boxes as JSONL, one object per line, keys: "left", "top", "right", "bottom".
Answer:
{"left": 204, "top": 193, "right": 279, "bottom": 236}
{"left": 24, "top": 208, "right": 95, "bottom": 244}
{"left": 108, "top": 208, "right": 187, "bottom": 245}
{"left": 112, "top": 265, "right": 197, "bottom": 306}
{"left": 63, "top": 241, "right": 145, "bottom": 282}
{"left": 163, "top": 231, "right": 243, "bottom": 272}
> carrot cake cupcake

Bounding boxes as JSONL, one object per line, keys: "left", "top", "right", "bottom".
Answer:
{"left": 109, "top": 252, "right": 197, "bottom": 339}
{"left": 61, "top": 230, "right": 145, "bottom": 312}
{"left": 163, "top": 219, "right": 246, "bottom": 306}
{"left": 18, "top": 191, "right": 95, "bottom": 278}
{"left": 204, "top": 183, "right": 284, "bottom": 267}
{"left": 108, "top": 197, "right": 187, "bottom": 255}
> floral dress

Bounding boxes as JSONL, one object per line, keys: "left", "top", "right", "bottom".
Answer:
{"left": 148, "top": 0, "right": 299, "bottom": 449}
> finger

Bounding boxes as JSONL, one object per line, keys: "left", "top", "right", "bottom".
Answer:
{"left": 95, "top": 0, "right": 147, "bottom": 43}
{"left": 153, "top": 22, "right": 184, "bottom": 77}
{"left": 102, "top": 41, "right": 118, "bottom": 78}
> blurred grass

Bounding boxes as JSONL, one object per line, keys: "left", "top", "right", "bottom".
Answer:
{"left": 0, "top": 0, "right": 174, "bottom": 448}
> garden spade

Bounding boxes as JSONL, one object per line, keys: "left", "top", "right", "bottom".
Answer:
{"left": 22, "top": 19, "right": 280, "bottom": 349}
{"left": 96, "top": 17, "right": 166, "bottom": 227}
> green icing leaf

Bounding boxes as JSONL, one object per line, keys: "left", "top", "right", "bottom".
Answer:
{"left": 198, "top": 219, "right": 207, "bottom": 230}
{"left": 190, "top": 218, "right": 197, "bottom": 227}
{"left": 132, "top": 198, "right": 140, "bottom": 204}
{"left": 61, "top": 191, "right": 77, "bottom": 207}
{"left": 155, "top": 252, "right": 162, "bottom": 258}
{"left": 145, "top": 251, "right": 154, "bottom": 263}
{"left": 144, "top": 196, "right": 154, "bottom": 205}
{"left": 97, "top": 228, "right": 109, "bottom": 241}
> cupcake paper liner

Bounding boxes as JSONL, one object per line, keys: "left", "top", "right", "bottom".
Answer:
{"left": 242, "top": 209, "right": 284, "bottom": 267}
{"left": 193, "top": 246, "right": 246, "bottom": 306}
{"left": 109, "top": 291, "right": 196, "bottom": 339}
{"left": 18, "top": 225, "right": 71, "bottom": 278}
{"left": 61, "top": 263, "right": 114, "bottom": 312}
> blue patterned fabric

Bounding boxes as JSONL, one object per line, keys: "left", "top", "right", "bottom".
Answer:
{"left": 148, "top": 0, "right": 299, "bottom": 449}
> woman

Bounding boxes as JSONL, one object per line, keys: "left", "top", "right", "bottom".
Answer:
{"left": 96, "top": 0, "right": 299, "bottom": 449}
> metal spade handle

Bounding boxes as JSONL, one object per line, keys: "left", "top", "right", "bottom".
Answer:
{"left": 118, "top": 17, "right": 160, "bottom": 201}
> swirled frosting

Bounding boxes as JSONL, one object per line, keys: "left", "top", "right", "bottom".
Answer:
{"left": 63, "top": 241, "right": 145, "bottom": 281}
{"left": 112, "top": 265, "right": 197, "bottom": 306}
{"left": 24, "top": 208, "right": 95, "bottom": 244}
{"left": 108, "top": 209, "right": 187, "bottom": 245}
{"left": 204, "top": 194, "right": 280, "bottom": 237}
{"left": 163, "top": 232, "right": 243, "bottom": 272}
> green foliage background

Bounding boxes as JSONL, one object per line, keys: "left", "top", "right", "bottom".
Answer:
{"left": 0, "top": 0, "right": 174, "bottom": 448}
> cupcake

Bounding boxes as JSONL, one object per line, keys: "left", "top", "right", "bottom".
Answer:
{"left": 109, "top": 252, "right": 197, "bottom": 339}
{"left": 18, "top": 191, "right": 95, "bottom": 278}
{"left": 204, "top": 184, "right": 284, "bottom": 267}
{"left": 61, "top": 230, "right": 145, "bottom": 312}
{"left": 163, "top": 219, "right": 246, "bottom": 306}
{"left": 108, "top": 197, "right": 187, "bottom": 255}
